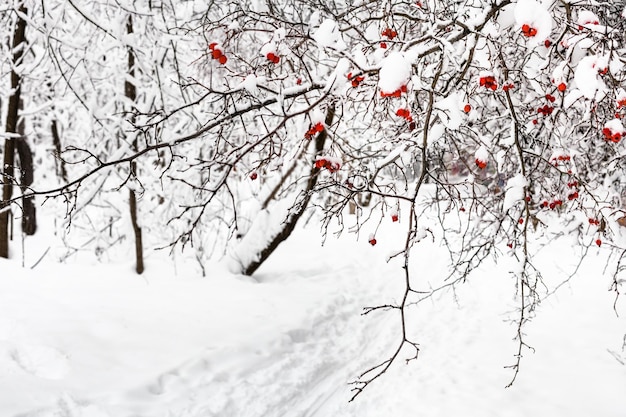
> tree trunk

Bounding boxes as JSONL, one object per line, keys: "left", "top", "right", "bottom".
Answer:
{"left": 242, "top": 104, "right": 335, "bottom": 276}
{"left": 1, "top": 3, "right": 28, "bottom": 258}
{"left": 48, "top": 83, "right": 68, "bottom": 182}
{"left": 16, "top": 134, "right": 36, "bottom": 235}
{"left": 126, "top": 15, "right": 144, "bottom": 274}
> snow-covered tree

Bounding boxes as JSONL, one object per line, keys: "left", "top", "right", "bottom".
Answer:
{"left": 2, "top": 0, "right": 626, "bottom": 398}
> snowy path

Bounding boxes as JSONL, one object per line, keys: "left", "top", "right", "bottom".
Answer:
{"left": 1, "top": 226, "right": 626, "bottom": 416}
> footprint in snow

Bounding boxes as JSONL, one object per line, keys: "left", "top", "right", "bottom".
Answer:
{"left": 11, "top": 344, "right": 70, "bottom": 380}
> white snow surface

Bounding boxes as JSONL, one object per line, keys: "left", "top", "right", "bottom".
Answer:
{"left": 313, "top": 19, "right": 346, "bottom": 50}
{"left": 514, "top": 0, "right": 552, "bottom": 43}
{"left": 503, "top": 173, "right": 528, "bottom": 212}
{"left": 378, "top": 52, "right": 411, "bottom": 95}
{"left": 1, "top": 214, "right": 626, "bottom": 416}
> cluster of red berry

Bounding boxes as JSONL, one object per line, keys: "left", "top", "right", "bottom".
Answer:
{"left": 602, "top": 127, "right": 622, "bottom": 143}
{"left": 502, "top": 83, "right": 515, "bottom": 92}
{"left": 209, "top": 43, "right": 227, "bottom": 65}
{"left": 540, "top": 199, "right": 563, "bottom": 209}
{"left": 521, "top": 24, "right": 538, "bottom": 37}
{"left": 380, "top": 84, "right": 407, "bottom": 98}
{"left": 346, "top": 72, "right": 365, "bottom": 88}
{"left": 537, "top": 105, "right": 554, "bottom": 116}
{"left": 304, "top": 122, "right": 324, "bottom": 140}
{"left": 314, "top": 157, "right": 341, "bottom": 173}
{"left": 381, "top": 28, "right": 397, "bottom": 39}
{"left": 395, "top": 108, "right": 413, "bottom": 122}
{"left": 475, "top": 158, "right": 487, "bottom": 169}
{"left": 479, "top": 75, "right": 497, "bottom": 91}
{"left": 266, "top": 52, "right": 280, "bottom": 64}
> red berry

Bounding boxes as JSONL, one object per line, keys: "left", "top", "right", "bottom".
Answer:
{"left": 596, "top": 239, "right": 602, "bottom": 247}
{"left": 507, "top": 243, "right": 513, "bottom": 248}
{"left": 296, "top": 78, "right": 302, "bottom": 85}
{"left": 464, "top": 104, "right": 471, "bottom": 113}
{"left": 521, "top": 24, "right": 537, "bottom": 37}
{"left": 250, "top": 172, "right": 258, "bottom": 180}
{"left": 369, "top": 238, "right": 377, "bottom": 246}
{"left": 518, "top": 218, "right": 524, "bottom": 225}
{"left": 209, "top": 42, "right": 218, "bottom": 50}
{"left": 544, "top": 39, "right": 551, "bottom": 47}
{"left": 557, "top": 82, "right": 567, "bottom": 92}
{"left": 391, "top": 214, "right": 399, "bottom": 222}
{"left": 212, "top": 49, "right": 223, "bottom": 59}
{"left": 218, "top": 55, "right": 227, "bottom": 65}
{"left": 475, "top": 159, "right": 487, "bottom": 169}
{"left": 380, "top": 42, "right": 387, "bottom": 49}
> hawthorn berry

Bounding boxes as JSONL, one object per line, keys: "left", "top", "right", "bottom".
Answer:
{"left": 380, "top": 42, "right": 387, "bottom": 49}
{"left": 479, "top": 75, "right": 497, "bottom": 91}
{"left": 475, "top": 158, "right": 487, "bottom": 169}
{"left": 304, "top": 122, "right": 324, "bottom": 140}
{"left": 596, "top": 239, "right": 602, "bottom": 247}
{"left": 391, "top": 214, "right": 399, "bottom": 222}
{"left": 518, "top": 218, "right": 524, "bottom": 225}
{"left": 557, "top": 83, "right": 567, "bottom": 92}
{"left": 464, "top": 104, "right": 471, "bottom": 113}
{"left": 369, "top": 236, "right": 377, "bottom": 246}
{"left": 347, "top": 73, "right": 365, "bottom": 88}
{"left": 544, "top": 39, "right": 552, "bottom": 47}
{"left": 396, "top": 108, "right": 413, "bottom": 122}
{"left": 380, "top": 84, "right": 407, "bottom": 98}
{"left": 381, "top": 28, "right": 397, "bottom": 39}
{"left": 521, "top": 24, "right": 538, "bottom": 37}
{"left": 266, "top": 52, "right": 280, "bottom": 63}
{"left": 250, "top": 172, "right": 258, "bottom": 180}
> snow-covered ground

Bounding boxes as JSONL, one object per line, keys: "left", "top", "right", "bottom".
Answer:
{"left": 1, "top": 216, "right": 625, "bottom": 417}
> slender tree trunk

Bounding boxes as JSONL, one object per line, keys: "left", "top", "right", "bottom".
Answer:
{"left": 16, "top": 103, "right": 36, "bottom": 235}
{"left": 125, "top": 15, "right": 144, "bottom": 274}
{"left": 48, "top": 83, "right": 68, "bottom": 182}
{"left": 1, "top": 3, "right": 28, "bottom": 258}
{"left": 242, "top": 105, "right": 335, "bottom": 276}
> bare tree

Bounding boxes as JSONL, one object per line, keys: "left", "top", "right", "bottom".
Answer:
{"left": 1, "top": 1, "right": 30, "bottom": 258}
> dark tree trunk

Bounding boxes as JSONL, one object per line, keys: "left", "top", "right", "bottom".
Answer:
{"left": 242, "top": 105, "right": 335, "bottom": 276}
{"left": 48, "top": 83, "right": 68, "bottom": 182}
{"left": 1, "top": 3, "right": 28, "bottom": 258}
{"left": 16, "top": 134, "right": 36, "bottom": 235}
{"left": 126, "top": 15, "right": 144, "bottom": 274}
